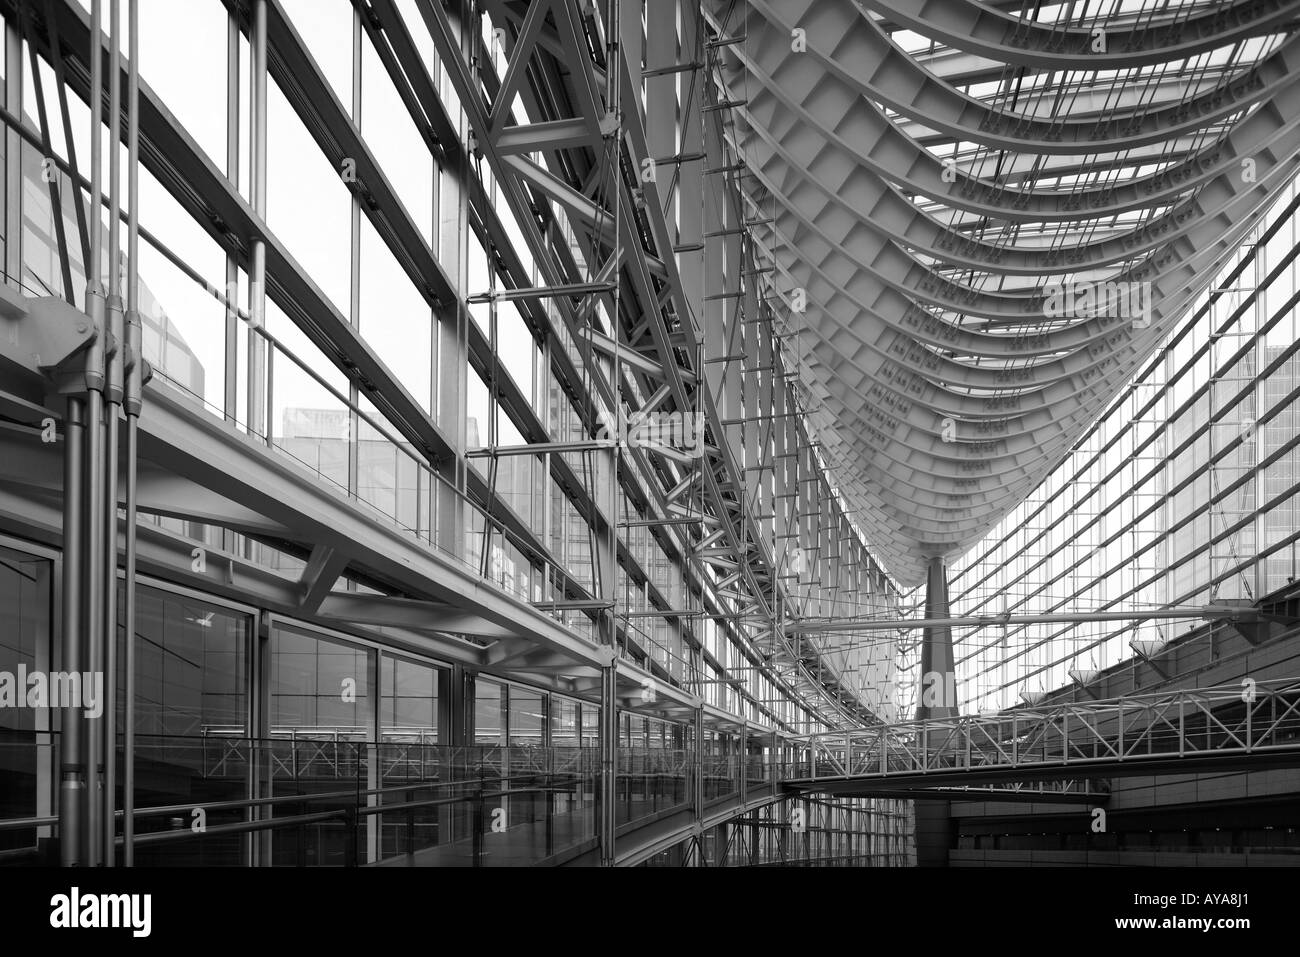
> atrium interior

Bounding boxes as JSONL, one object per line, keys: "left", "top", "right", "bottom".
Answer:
{"left": 2, "top": 0, "right": 1300, "bottom": 869}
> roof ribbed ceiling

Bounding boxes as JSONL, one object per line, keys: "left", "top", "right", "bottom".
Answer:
{"left": 709, "top": 0, "right": 1300, "bottom": 585}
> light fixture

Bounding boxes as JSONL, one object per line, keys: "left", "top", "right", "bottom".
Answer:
{"left": 1068, "top": 668, "right": 1099, "bottom": 686}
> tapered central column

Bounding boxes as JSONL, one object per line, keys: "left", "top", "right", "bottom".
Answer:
{"left": 915, "top": 555, "right": 957, "bottom": 866}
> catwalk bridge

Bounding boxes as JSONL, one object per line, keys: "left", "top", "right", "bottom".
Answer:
{"left": 783, "top": 678, "right": 1300, "bottom": 796}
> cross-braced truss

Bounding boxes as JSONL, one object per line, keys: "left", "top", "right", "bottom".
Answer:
{"left": 707, "top": 0, "right": 1300, "bottom": 585}
{"left": 791, "top": 676, "right": 1300, "bottom": 789}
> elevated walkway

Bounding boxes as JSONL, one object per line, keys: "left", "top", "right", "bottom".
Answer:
{"left": 785, "top": 679, "right": 1300, "bottom": 795}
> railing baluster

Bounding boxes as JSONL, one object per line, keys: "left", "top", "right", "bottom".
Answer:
{"left": 1118, "top": 699, "right": 1124, "bottom": 761}
{"left": 1247, "top": 688, "right": 1253, "bottom": 751}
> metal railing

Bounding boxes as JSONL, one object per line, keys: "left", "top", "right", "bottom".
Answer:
{"left": 792, "top": 678, "right": 1300, "bottom": 783}
{"left": 1, "top": 736, "right": 771, "bottom": 865}
{"left": 12, "top": 680, "right": 1297, "bottom": 866}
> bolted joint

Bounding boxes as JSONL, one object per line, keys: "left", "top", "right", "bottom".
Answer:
{"left": 0, "top": 289, "right": 95, "bottom": 396}
{"left": 104, "top": 295, "right": 125, "bottom": 405}
{"left": 248, "top": 240, "right": 267, "bottom": 329}
{"left": 83, "top": 287, "right": 108, "bottom": 393}
{"left": 123, "top": 309, "right": 148, "bottom": 418}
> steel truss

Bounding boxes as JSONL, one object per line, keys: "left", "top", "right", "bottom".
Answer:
{"left": 5, "top": 0, "right": 1289, "bottom": 869}
{"left": 427, "top": 0, "right": 899, "bottom": 736}
{"left": 0, "top": 0, "right": 919, "bottom": 867}
{"left": 705, "top": 0, "right": 1300, "bottom": 584}
{"left": 792, "top": 678, "right": 1300, "bottom": 789}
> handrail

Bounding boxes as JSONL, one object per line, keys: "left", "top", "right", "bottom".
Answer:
{"left": 122, "top": 770, "right": 591, "bottom": 821}
{"left": 802, "top": 676, "right": 1300, "bottom": 743}
{"left": 126, "top": 809, "right": 349, "bottom": 847}
{"left": 0, "top": 815, "right": 58, "bottom": 832}
{"left": 788, "top": 676, "right": 1300, "bottom": 784}
{"left": 363, "top": 784, "right": 580, "bottom": 818}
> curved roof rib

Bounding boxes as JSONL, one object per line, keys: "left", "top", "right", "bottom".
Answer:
{"left": 712, "top": 0, "right": 1300, "bottom": 585}
{"left": 864, "top": 0, "right": 1300, "bottom": 70}
{"left": 747, "top": 0, "right": 1296, "bottom": 154}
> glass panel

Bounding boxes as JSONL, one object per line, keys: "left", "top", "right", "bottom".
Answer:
{"left": 268, "top": 625, "right": 370, "bottom": 865}
{"left": 125, "top": 587, "right": 250, "bottom": 866}
{"left": 507, "top": 687, "right": 545, "bottom": 748}
{"left": 358, "top": 215, "right": 432, "bottom": 413}
{"left": 131, "top": 589, "right": 247, "bottom": 737}
{"left": 0, "top": 547, "right": 53, "bottom": 859}
{"left": 581, "top": 702, "right": 599, "bottom": 748}
{"left": 379, "top": 654, "right": 438, "bottom": 743}
{"left": 138, "top": 0, "right": 228, "bottom": 170}
{"left": 136, "top": 234, "right": 225, "bottom": 412}
{"left": 473, "top": 677, "right": 504, "bottom": 746}
{"left": 266, "top": 77, "right": 351, "bottom": 313}
{"left": 20, "top": 139, "right": 79, "bottom": 304}
{"left": 361, "top": 37, "right": 433, "bottom": 245}
{"left": 550, "top": 697, "right": 578, "bottom": 748}
{"left": 281, "top": 0, "right": 354, "bottom": 109}
{"left": 270, "top": 625, "right": 370, "bottom": 737}
{"left": 270, "top": 349, "right": 351, "bottom": 495}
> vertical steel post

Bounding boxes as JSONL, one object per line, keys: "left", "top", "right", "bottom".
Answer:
{"left": 431, "top": 0, "right": 470, "bottom": 557}
{"left": 599, "top": 663, "right": 617, "bottom": 866}
{"left": 22, "top": 3, "right": 86, "bottom": 866}
{"left": 770, "top": 728, "right": 777, "bottom": 786}
{"left": 693, "top": 706, "right": 703, "bottom": 817}
{"left": 248, "top": 0, "right": 268, "bottom": 440}
{"left": 59, "top": 398, "right": 86, "bottom": 865}
{"left": 223, "top": 6, "right": 240, "bottom": 430}
{"left": 348, "top": 6, "right": 362, "bottom": 507}
{"left": 739, "top": 721, "right": 747, "bottom": 804}
{"left": 121, "top": 0, "right": 141, "bottom": 866}
{"left": 3, "top": 17, "right": 20, "bottom": 288}
{"left": 83, "top": 0, "right": 107, "bottom": 868}
{"left": 101, "top": 0, "right": 124, "bottom": 867}
{"left": 913, "top": 554, "right": 956, "bottom": 866}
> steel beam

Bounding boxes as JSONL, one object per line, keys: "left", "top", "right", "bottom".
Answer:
{"left": 791, "top": 606, "right": 1267, "bottom": 634}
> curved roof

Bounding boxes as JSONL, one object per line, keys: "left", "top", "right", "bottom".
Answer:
{"left": 709, "top": 0, "right": 1300, "bottom": 585}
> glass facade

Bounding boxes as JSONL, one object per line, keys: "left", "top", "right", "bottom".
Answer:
{"left": 937, "top": 181, "right": 1300, "bottom": 713}
{"left": 0, "top": 545, "right": 53, "bottom": 856}
{"left": 123, "top": 588, "right": 251, "bottom": 866}
{"left": 28, "top": 0, "right": 1226, "bottom": 871}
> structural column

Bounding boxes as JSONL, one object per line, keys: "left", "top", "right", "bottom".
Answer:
{"left": 692, "top": 705, "right": 703, "bottom": 817}
{"left": 915, "top": 554, "right": 957, "bottom": 866}
{"left": 81, "top": 0, "right": 109, "bottom": 867}
{"left": 101, "top": 0, "right": 126, "bottom": 867}
{"left": 434, "top": 0, "right": 471, "bottom": 557}
{"left": 738, "top": 721, "right": 747, "bottom": 805}
{"left": 598, "top": 664, "right": 618, "bottom": 866}
{"left": 247, "top": 0, "right": 268, "bottom": 442}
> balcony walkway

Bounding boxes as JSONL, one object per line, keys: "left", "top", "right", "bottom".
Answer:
{"left": 784, "top": 679, "right": 1300, "bottom": 795}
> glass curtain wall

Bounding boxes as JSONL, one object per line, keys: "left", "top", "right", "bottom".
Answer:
{"left": 10, "top": 0, "right": 899, "bottom": 737}
{"left": 121, "top": 585, "right": 251, "bottom": 865}
{"left": 940, "top": 181, "right": 1300, "bottom": 714}
{"left": 0, "top": 545, "right": 53, "bottom": 859}
{"left": 0, "top": 0, "right": 915, "bottom": 864}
